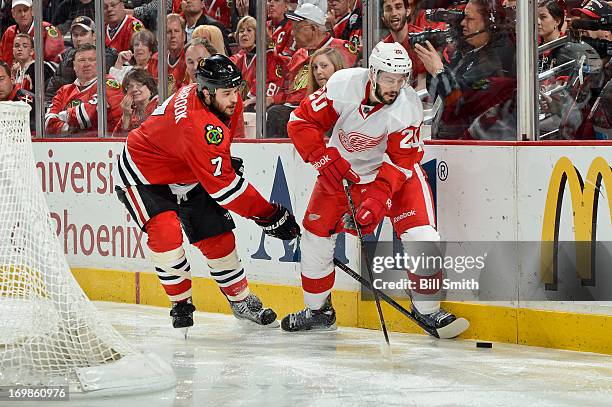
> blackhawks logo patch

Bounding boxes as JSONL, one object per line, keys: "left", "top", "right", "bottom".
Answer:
{"left": 106, "top": 78, "right": 120, "bottom": 89}
{"left": 205, "top": 124, "right": 224, "bottom": 145}
{"left": 46, "top": 25, "right": 59, "bottom": 38}
{"left": 132, "top": 21, "right": 143, "bottom": 32}
{"left": 292, "top": 65, "right": 309, "bottom": 91}
{"left": 66, "top": 99, "right": 82, "bottom": 108}
{"left": 275, "top": 65, "right": 282, "bottom": 78}
{"left": 344, "top": 42, "right": 358, "bottom": 54}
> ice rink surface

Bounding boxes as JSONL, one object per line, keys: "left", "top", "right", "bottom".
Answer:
{"left": 23, "top": 301, "right": 612, "bottom": 407}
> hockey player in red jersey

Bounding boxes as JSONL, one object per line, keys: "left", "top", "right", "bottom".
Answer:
{"left": 114, "top": 54, "right": 300, "bottom": 332}
{"left": 281, "top": 42, "right": 469, "bottom": 338}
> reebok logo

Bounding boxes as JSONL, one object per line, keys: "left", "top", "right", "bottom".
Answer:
{"left": 393, "top": 210, "right": 416, "bottom": 223}
{"left": 313, "top": 155, "right": 331, "bottom": 169}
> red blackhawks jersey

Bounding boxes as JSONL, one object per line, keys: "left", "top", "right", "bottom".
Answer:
{"left": 0, "top": 21, "right": 64, "bottom": 65}
{"left": 267, "top": 19, "right": 297, "bottom": 57}
{"left": 230, "top": 48, "right": 287, "bottom": 98}
{"left": 44, "top": 77, "right": 124, "bottom": 135}
{"left": 115, "top": 84, "right": 271, "bottom": 219}
{"left": 105, "top": 15, "right": 144, "bottom": 52}
{"left": 288, "top": 68, "right": 424, "bottom": 186}
{"left": 203, "top": 0, "right": 231, "bottom": 28}
{"left": 273, "top": 36, "right": 359, "bottom": 106}
{"left": 147, "top": 51, "right": 187, "bottom": 94}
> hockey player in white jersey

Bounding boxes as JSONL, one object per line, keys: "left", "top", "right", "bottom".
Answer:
{"left": 281, "top": 41, "right": 469, "bottom": 338}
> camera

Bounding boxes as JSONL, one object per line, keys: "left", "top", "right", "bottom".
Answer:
{"left": 408, "top": 28, "right": 454, "bottom": 48}
{"left": 571, "top": 15, "right": 612, "bottom": 31}
{"left": 425, "top": 9, "right": 465, "bottom": 26}
{"left": 418, "top": 0, "right": 467, "bottom": 8}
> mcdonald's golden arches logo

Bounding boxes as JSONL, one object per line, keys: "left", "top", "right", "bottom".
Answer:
{"left": 541, "top": 156, "right": 612, "bottom": 290}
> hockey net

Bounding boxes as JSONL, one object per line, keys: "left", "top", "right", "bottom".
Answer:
{"left": 0, "top": 102, "right": 175, "bottom": 396}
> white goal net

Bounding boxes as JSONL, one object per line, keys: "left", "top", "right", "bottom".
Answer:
{"left": 0, "top": 102, "right": 175, "bottom": 397}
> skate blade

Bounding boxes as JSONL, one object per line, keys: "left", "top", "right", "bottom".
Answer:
{"left": 180, "top": 327, "right": 189, "bottom": 339}
{"left": 235, "top": 317, "right": 280, "bottom": 329}
{"left": 436, "top": 318, "right": 469, "bottom": 339}
{"left": 281, "top": 322, "right": 338, "bottom": 333}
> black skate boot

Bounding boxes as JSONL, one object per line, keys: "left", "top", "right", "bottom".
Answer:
{"left": 230, "top": 293, "right": 278, "bottom": 327}
{"left": 281, "top": 295, "right": 336, "bottom": 332}
{"left": 170, "top": 299, "right": 196, "bottom": 338}
{"left": 411, "top": 305, "right": 469, "bottom": 339}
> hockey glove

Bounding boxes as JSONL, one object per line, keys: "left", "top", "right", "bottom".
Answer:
{"left": 309, "top": 146, "right": 360, "bottom": 194}
{"left": 253, "top": 203, "right": 301, "bottom": 240}
{"left": 231, "top": 156, "right": 244, "bottom": 176}
{"left": 343, "top": 183, "right": 391, "bottom": 235}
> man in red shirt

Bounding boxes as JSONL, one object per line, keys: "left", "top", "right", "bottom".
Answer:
{"left": 327, "top": 0, "right": 362, "bottom": 48}
{"left": 0, "top": 60, "right": 35, "bottom": 132}
{"left": 104, "top": 0, "right": 145, "bottom": 53}
{"left": 266, "top": 0, "right": 359, "bottom": 137}
{"left": 45, "top": 44, "right": 124, "bottom": 136}
{"left": 149, "top": 14, "right": 187, "bottom": 94}
{"left": 114, "top": 55, "right": 300, "bottom": 332}
{"left": 0, "top": 0, "right": 64, "bottom": 65}
{"left": 266, "top": 0, "right": 297, "bottom": 57}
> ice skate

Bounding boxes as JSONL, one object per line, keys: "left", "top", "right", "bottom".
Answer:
{"left": 281, "top": 295, "right": 337, "bottom": 332}
{"left": 170, "top": 299, "right": 196, "bottom": 338}
{"left": 230, "top": 293, "right": 279, "bottom": 327}
{"left": 411, "top": 305, "right": 469, "bottom": 339}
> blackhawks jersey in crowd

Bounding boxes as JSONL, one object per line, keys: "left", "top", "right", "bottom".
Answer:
{"left": 105, "top": 14, "right": 144, "bottom": 53}
{"left": 0, "top": 21, "right": 64, "bottom": 65}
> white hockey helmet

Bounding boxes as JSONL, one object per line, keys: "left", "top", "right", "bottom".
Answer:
{"left": 368, "top": 42, "right": 412, "bottom": 87}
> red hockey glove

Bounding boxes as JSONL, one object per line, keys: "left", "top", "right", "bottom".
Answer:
{"left": 343, "top": 183, "right": 391, "bottom": 235}
{"left": 309, "top": 146, "right": 360, "bottom": 194}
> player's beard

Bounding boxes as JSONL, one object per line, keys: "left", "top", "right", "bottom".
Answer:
{"left": 210, "top": 98, "right": 236, "bottom": 120}
{"left": 375, "top": 86, "right": 398, "bottom": 105}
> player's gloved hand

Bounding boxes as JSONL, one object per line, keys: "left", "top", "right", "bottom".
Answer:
{"left": 230, "top": 156, "right": 244, "bottom": 176}
{"left": 309, "top": 146, "right": 360, "bottom": 193}
{"left": 342, "top": 183, "right": 391, "bottom": 235}
{"left": 253, "top": 203, "right": 301, "bottom": 240}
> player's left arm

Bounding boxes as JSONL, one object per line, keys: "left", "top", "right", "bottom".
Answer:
{"left": 376, "top": 124, "right": 423, "bottom": 195}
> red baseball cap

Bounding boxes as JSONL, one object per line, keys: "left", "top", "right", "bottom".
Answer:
{"left": 571, "top": 0, "right": 612, "bottom": 19}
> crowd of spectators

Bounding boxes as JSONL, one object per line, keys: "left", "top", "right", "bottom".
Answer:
{"left": 0, "top": 0, "right": 609, "bottom": 139}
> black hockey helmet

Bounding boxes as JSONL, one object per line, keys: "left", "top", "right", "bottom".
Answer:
{"left": 195, "top": 54, "right": 243, "bottom": 95}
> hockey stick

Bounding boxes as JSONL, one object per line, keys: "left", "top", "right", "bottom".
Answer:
{"left": 342, "top": 179, "right": 391, "bottom": 347}
{"left": 332, "top": 257, "right": 439, "bottom": 338}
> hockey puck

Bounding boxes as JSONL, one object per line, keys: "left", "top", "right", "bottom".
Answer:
{"left": 476, "top": 342, "right": 492, "bottom": 348}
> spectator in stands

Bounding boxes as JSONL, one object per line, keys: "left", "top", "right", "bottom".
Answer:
{"left": 0, "top": 0, "right": 64, "bottom": 65}
{"left": 111, "top": 29, "right": 158, "bottom": 84}
{"left": 184, "top": 37, "right": 217, "bottom": 83}
{"left": 51, "top": 0, "right": 94, "bottom": 35}
{"left": 12, "top": 33, "right": 55, "bottom": 92}
{"left": 104, "top": 0, "right": 145, "bottom": 53}
{"left": 46, "top": 16, "right": 118, "bottom": 106}
{"left": 163, "top": 13, "right": 187, "bottom": 94}
{"left": 45, "top": 44, "right": 124, "bottom": 136}
{"left": 306, "top": 47, "right": 345, "bottom": 94}
{"left": 127, "top": 0, "right": 172, "bottom": 31}
{"left": 265, "top": 0, "right": 358, "bottom": 137}
{"left": 0, "top": 60, "right": 35, "bottom": 130}
{"left": 326, "top": 0, "right": 362, "bottom": 48}
{"left": 267, "top": 0, "right": 296, "bottom": 56}
{"left": 113, "top": 68, "right": 158, "bottom": 136}
{"left": 232, "top": 0, "right": 256, "bottom": 36}
{"left": 414, "top": 0, "right": 516, "bottom": 139}
{"left": 192, "top": 25, "right": 227, "bottom": 56}
{"left": 182, "top": 0, "right": 231, "bottom": 53}
{"left": 381, "top": 0, "right": 436, "bottom": 89}
{"left": 407, "top": 0, "right": 450, "bottom": 29}
{"left": 203, "top": 0, "right": 232, "bottom": 28}
{"left": 230, "top": 16, "right": 287, "bottom": 111}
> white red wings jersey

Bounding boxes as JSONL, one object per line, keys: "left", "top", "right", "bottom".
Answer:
{"left": 44, "top": 76, "right": 124, "bottom": 135}
{"left": 267, "top": 19, "right": 296, "bottom": 57}
{"left": 230, "top": 48, "right": 287, "bottom": 98}
{"left": 0, "top": 21, "right": 64, "bottom": 65}
{"left": 105, "top": 15, "right": 144, "bottom": 52}
{"left": 203, "top": 0, "right": 231, "bottom": 28}
{"left": 115, "top": 84, "right": 273, "bottom": 219}
{"left": 288, "top": 68, "right": 424, "bottom": 186}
